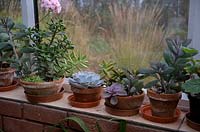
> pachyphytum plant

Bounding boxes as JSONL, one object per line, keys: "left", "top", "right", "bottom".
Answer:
{"left": 104, "top": 83, "right": 127, "bottom": 105}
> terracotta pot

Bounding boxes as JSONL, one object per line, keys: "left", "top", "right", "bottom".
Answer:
{"left": 140, "top": 105, "right": 181, "bottom": 123}
{"left": 68, "top": 95, "right": 101, "bottom": 108}
{"left": 20, "top": 78, "right": 64, "bottom": 96}
{"left": 188, "top": 94, "right": 200, "bottom": 124}
{"left": 0, "top": 68, "right": 15, "bottom": 86}
{"left": 25, "top": 87, "right": 64, "bottom": 103}
{"left": 0, "top": 80, "right": 18, "bottom": 92}
{"left": 105, "top": 92, "right": 145, "bottom": 116}
{"left": 71, "top": 85, "right": 103, "bottom": 102}
{"left": 147, "top": 89, "right": 181, "bottom": 117}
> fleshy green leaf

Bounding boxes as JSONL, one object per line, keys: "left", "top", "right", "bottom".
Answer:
{"left": 182, "top": 79, "right": 200, "bottom": 94}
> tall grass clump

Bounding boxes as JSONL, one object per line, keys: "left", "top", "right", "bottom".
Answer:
{"left": 108, "top": 3, "right": 167, "bottom": 70}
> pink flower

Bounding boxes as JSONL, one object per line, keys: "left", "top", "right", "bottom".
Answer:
{"left": 41, "top": 0, "right": 62, "bottom": 14}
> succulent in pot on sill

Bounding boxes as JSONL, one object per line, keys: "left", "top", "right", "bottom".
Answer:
{"left": 69, "top": 71, "right": 104, "bottom": 103}
{"left": 100, "top": 62, "right": 145, "bottom": 116}
{"left": 182, "top": 59, "right": 200, "bottom": 125}
{"left": 19, "top": 1, "right": 88, "bottom": 102}
{"left": 140, "top": 38, "right": 198, "bottom": 118}
{"left": 0, "top": 17, "right": 27, "bottom": 88}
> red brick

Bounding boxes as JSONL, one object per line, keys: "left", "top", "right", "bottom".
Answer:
{"left": 44, "top": 125, "right": 78, "bottom": 132}
{"left": 23, "top": 104, "right": 67, "bottom": 125}
{"left": 3, "top": 117, "right": 43, "bottom": 132}
{"left": 0, "top": 116, "right": 2, "bottom": 129}
{"left": 126, "top": 124, "right": 166, "bottom": 132}
{"left": 44, "top": 125, "right": 63, "bottom": 132}
{"left": 0, "top": 99, "right": 22, "bottom": 118}
{"left": 68, "top": 112, "right": 97, "bottom": 132}
{"left": 97, "top": 119, "right": 119, "bottom": 132}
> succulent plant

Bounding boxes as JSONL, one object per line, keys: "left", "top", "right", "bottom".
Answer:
{"left": 140, "top": 38, "right": 198, "bottom": 94}
{"left": 104, "top": 83, "right": 127, "bottom": 105}
{"left": 69, "top": 71, "right": 104, "bottom": 88}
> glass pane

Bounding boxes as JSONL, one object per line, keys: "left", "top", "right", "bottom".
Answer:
{"left": 38, "top": 0, "right": 190, "bottom": 71}
{"left": 0, "top": 0, "right": 22, "bottom": 23}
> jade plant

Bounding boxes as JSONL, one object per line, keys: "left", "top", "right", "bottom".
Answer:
{"left": 21, "top": 19, "right": 88, "bottom": 82}
{"left": 182, "top": 59, "right": 200, "bottom": 95}
{"left": 0, "top": 17, "right": 27, "bottom": 73}
{"left": 100, "top": 61, "right": 144, "bottom": 105}
{"left": 140, "top": 38, "right": 198, "bottom": 94}
{"left": 69, "top": 71, "right": 104, "bottom": 89}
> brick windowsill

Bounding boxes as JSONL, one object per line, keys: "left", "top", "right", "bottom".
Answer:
{"left": 0, "top": 87, "right": 197, "bottom": 132}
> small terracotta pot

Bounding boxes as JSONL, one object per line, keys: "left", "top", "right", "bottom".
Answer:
{"left": 105, "top": 92, "right": 145, "bottom": 116}
{"left": 20, "top": 78, "right": 64, "bottom": 96}
{"left": 68, "top": 95, "right": 101, "bottom": 108}
{"left": 0, "top": 68, "right": 15, "bottom": 86}
{"left": 0, "top": 80, "right": 18, "bottom": 92}
{"left": 147, "top": 89, "right": 181, "bottom": 118}
{"left": 140, "top": 105, "right": 181, "bottom": 123}
{"left": 25, "top": 87, "right": 64, "bottom": 103}
{"left": 71, "top": 85, "right": 103, "bottom": 102}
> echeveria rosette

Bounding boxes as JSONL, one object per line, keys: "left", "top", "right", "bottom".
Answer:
{"left": 104, "top": 83, "right": 127, "bottom": 105}
{"left": 69, "top": 71, "right": 104, "bottom": 88}
{"left": 41, "top": 0, "right": 62, "bottom": 14}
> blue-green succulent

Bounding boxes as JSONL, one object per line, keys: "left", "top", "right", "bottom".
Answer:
{"left": 69, "top": 71, "right": 104, "bottom": 88}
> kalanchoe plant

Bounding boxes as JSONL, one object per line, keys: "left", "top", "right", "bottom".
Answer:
{"left": 182, "top": 59, "right": 200, "bottom": 95}
{"left": 140, "top": 38, "right": 198, "bottom": 94}
{"left": 104, "top": 83, "right": 127, "bottom": 105}
{"left": 21, "top": 19, "right": 88, "bottom": 81}
{"left": 69, "top": 71, "right": 104, "bottom": 89}
{"left": 0, "top": 17, "right": 27, "bottom": 73}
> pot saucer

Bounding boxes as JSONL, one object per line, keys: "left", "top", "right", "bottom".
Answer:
{"left": 105, "top": 103, "right": 139, "bottom": 116}
{"left": 25, "top": 87, "right": 64, "bottom": 103}
{"left": 140, "top": 105, "right": 180, "bottom": 123}
{"left": 0, "top": 80, "right": 18, "bottom": 92}
{"left": 68, "top": 95, "right": 101, "bottom": 108}
{"left": 186, "top": 113, "right": 200, "bottom": 131}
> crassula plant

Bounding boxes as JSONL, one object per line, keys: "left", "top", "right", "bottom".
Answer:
{"left": 69, "top": 71, "right": 104, "bottom": 89}
{"left": 140, "top": 38, "right": 198, "bottom": 94}
{"left": 21, "top": 0, "right": 88, "bottom": 82}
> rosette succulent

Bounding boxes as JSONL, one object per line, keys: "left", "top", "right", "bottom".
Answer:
{"left": 104, "top": 83, "right": 127, "bottom": 105}
{"left": 69, "top": 71, "right": 104, "bottom": 88}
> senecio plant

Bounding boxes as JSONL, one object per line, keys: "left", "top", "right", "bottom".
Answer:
{"left": 140, "top": 38, "right": 198, "bottom": 94}
{"left": 69, "top": 71, "right": 104, "bottom": 89}
{"left": 100, "top": 61, "right": 144, "bottom": 105}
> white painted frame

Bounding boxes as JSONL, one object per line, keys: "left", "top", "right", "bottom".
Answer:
{"left": 21, "top": 0, "right": 35, "bottom": 27}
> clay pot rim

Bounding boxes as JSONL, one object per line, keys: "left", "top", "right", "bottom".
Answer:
{"left": 20, "top": 78, "right": 64, "bottom": 85}
{"left": 115, "top": 91, "right": 145, "bottom": 99}
{"left": 0, "top": 68, "right": 15, "bottom": 74}
{"left": 140, "top": 105, "right": 181, "bottom": 123}
{"left": 71, "top": 85, "right": 103, "bottom": 92}
{"left": 147, "top": 89, "right": 181, "bottom": 100}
